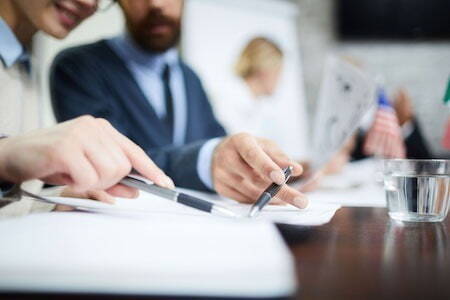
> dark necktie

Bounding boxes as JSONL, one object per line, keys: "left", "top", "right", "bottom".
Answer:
{"left": 162, "top": 64, "right": 174, "bottom": 138}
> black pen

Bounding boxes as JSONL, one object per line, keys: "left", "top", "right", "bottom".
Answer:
{"left": 120, "top": 174, "right": 238, "bottom": 218}
{"left": 248, "top": 166, "right": 293, "bottom": 218}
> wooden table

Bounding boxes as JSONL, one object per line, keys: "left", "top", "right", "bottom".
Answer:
{"left": 280, "top": 207, "right": 450, "bottom": 300}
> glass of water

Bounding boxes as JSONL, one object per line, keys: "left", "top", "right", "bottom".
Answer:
{"left": 383, "top": 159, "right": 450, "bottom": 222}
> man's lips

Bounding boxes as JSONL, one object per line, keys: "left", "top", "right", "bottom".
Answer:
{"left": 148, "top": 23, "right": 172, "bottom": 34}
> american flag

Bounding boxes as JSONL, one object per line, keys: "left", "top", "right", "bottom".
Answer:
{"left": 363, "top": 88, "right": 406, "bottom": 158}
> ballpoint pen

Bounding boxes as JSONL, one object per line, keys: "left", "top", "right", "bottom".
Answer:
{"left": 120, "top": 174, "right": 238, "bottom": 218}
{"left": 248, "top": 166, "right": 293, "bottom": 218}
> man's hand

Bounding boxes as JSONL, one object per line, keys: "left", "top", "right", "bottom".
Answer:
{"left": 0, "top": 116, "right": 174, "bottom": 198}
{"left": 212, "top": 133, "right": 308, "bottom": 208}
{"left": 393, "top": 88, "right": 414, "bottom": 126}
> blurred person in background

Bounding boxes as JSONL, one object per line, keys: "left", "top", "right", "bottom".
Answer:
{"left": 352, "top": 87, "right": 431, "bottom": 160}
{"left": 361, "top": 87, "right": 407, "bottom": 159}
{"left": 214, "top": 37, "right": 283, "bottom": 137}
{"left": 0, "top": 0, "right": 174, "bottom": 218}
{"left": 51, "top": 0, "right": 308, "bottom": 208}
{"left": 339, "top": 56, "right": 431, "bottom": 160}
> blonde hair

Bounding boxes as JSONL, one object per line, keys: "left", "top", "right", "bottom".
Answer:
{"left": 234, "top": 37, "right": 283, "bottom": 79}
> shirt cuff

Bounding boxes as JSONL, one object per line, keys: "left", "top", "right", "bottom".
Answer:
{"left": 197, "top": 138, "right": 222, "bottom": 190}
{"left": 0, "top": 181, "right": 16, "bottom": 198}
{"left": 401, "top": 120, "right": 415, "bottom": 139}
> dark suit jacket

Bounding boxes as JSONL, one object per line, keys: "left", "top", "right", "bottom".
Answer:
{"left": 50, "top": 40, "right": 226, "bottom": 191}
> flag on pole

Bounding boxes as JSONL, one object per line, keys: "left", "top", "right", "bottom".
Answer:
{"left": 443, "top": 77, "right": 450, "bottom": 106}
{"left": 363, "top": 88, "right": 406, "bottom": 158}
{"left": 441, "top": 78, "right": 450, "bottom": 149}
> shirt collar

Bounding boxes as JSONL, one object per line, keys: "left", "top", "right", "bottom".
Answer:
{"left": 0, "top": 17, "right": 28, "bottom": 68}
{"left": 108, "top": 33, "right": 179, "bottom": 74}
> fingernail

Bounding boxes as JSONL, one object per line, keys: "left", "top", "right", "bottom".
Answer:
{"left": 293, "top": 196, "right": 309, "bottom": 209}
{"left": 165, "top": 176, "right": 175, "bottom": 189}
{"left": 105, "top": 197, "right": 116, "bottom": 205}
{"left": 296, "top": 162, "right": 304, "bottom": 174}
{"left": 270, "top": 170, "right": 285, "bottom": 185}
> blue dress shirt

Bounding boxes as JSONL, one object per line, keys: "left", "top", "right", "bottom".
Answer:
{"left": 107, "top": 34, "right": 219, "bottom": 189}
{"left": 0, "top": 19, "right": 24, "bottom": 197}
{"left": 0, "top": 17, "right": 28, "bottom": 68}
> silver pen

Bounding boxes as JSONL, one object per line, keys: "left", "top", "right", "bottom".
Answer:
{"left": 248, "top": 166, "right": 293, "bottom": 218}
{"left": 120, "top": 174, "right": 238, "bottom": 218}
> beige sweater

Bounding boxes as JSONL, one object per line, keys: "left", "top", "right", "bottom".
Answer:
{"left": 0, "top": 63, "right": 55, "bottom": 218}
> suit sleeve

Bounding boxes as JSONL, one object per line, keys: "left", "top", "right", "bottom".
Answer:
{"left": 50, "top": 50, "right": 131, "bottom": 136}
{"left": 147, "top": 140, "right": 213, "bottom": 191}
{"left": 51, "top": 52, "right": 211, "bottom": 191}
{"left": 404, "top": 118, "right": 432, "bottom": 159}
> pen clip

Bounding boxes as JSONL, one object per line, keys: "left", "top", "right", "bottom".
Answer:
{"left": 127, "top": 173, "right": 154, "bottom": 186}
{"left": 282, "top": 166, "right": 293, "bottom": 184}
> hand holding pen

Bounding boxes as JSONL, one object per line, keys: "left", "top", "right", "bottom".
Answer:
{"left": 211, "top": 134, "right": 308, "bottom": 209}
{"left": 249, "top": 166, "right": 300, "bottom": 217}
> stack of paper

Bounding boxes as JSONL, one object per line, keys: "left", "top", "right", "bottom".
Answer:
{"left": 0, "top": 212, "right": 296, "bottom": 298}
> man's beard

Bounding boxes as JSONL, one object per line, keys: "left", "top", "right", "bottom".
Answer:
{"left": 127, "top": 10, "right": 182, "bottom": 53}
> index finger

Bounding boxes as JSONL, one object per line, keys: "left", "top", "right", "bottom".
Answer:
{"left": 234, "top": 134, "right": 285, "bottom": 185}
{"left": 99, "top": 119, "right": 175, "bottom": 189}
{"left": 262, "top": 144, "right": 303, "bottom": 177}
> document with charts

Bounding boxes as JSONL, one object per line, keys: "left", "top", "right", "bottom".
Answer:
{"left": 311, "top": 56, "right": 376, "bottom": 171}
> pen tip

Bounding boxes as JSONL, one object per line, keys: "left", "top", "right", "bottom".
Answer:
{"left": 248, "top": 206, "right": 259, "bottom": 218}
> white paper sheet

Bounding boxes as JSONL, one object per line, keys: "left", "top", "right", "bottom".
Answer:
{"left": 104, "top": 188, "right": 340, "bottom": 227}
{"left": 43, "top": 188, "right": 340, "bottom": 227}
{"left": 307, "top": 159, "right": 387, "bottom": 207}
{"left": 0, "top": 212, "right": 296, "bottom": 297}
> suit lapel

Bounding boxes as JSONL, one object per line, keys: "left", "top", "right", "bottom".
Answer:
{"left": 181, "top": 64, "right": 196, "bottom": 143}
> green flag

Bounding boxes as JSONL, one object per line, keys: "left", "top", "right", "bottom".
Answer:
{"left": 444, "top": 77, "right": 450, "bottom": 105}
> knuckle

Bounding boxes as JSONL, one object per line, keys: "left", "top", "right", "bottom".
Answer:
{"left": 68, "top": 124, "right": 88, "bottom": 139}
{"left": 95, "top": 118, "right": 111, "bottom": 128}
{"left": 44, "top": 143, "right": 64, "bottom": 166}
{"left": 76, "top": 115, "right": 95, "bottom": 127}
{"left": 235, "top": 132, "right": 249, "bottom": 139}
{"left": 214, "top": 151, "right": 229, "bottom": 167}
{"left": 78, "top": 115, "right": 95, "bottom": 122}
{"left": 246, "top": 185, "right": 261, "bottom": 200}
{"left": 84, "top": 172, "right": 98, "bottom": 188}
{"left": 262, "top": 162, "right": 275, "bottom": 175}
{"left": 215, "top": 185, "right": 224, "bottom": 195}
{"left": 251, "top": 173, "right": 268, "bottom": 187}
{"left": 259, "top": 137, "right": 272, "bottom": 145}
{"left": 233, "top": 132, "right": 252, "bottom": 144}
{"left": 117, "top": 161, "right": 132, "bottom": 177}
{"left": 244, "top": 147, "right": 259, "bottom": 160}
